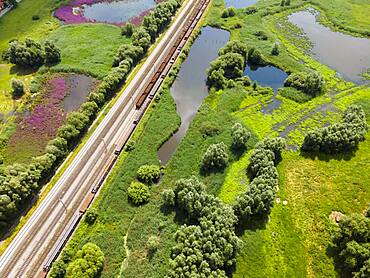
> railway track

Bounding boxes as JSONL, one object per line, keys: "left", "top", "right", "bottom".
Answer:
{"left": 0, "top": 0, "right": 211, "bottom": 276}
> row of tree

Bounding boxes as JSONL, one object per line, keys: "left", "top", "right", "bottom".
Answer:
{"left": 233, "top": 137, "right": 286, "bottom": 222}
{"left": 50, "top": 243, "right": 105, "bottom": 278}
{"left": 302, "top": 105, "right": 368, "bottom": 154}
{"left": 0, "top": 0, "right": 182, "bottom": 229}
{"left": 3, "top": 38, "right": 61, "bottom": 67}
{"left": 333, "top": 210, "right": 370, "bottom": 277}
{"left": 163, "top": 177, "right": 242, "bottom": 277}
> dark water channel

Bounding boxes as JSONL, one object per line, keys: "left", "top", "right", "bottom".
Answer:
{"left": 225, "top": 0, "right": 257, "bottom": 9}
{"left": 288, "top": 10, "right": 370, "bottom": 84}
{"left": 63, "top": 74, "right": 96, "bottom": 112}
{"left": 82, "top": 0, "right": 156, "bottom": 24}
{"left": 157, "top": 27, "right": 230, "bottom": 165}
{"left": 243, "top": 64, "right": 288, "bottom": 113}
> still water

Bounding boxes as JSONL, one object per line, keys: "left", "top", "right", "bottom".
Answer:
{"left": 82, "top": 0, "right": 156, "bottom": 24}
{"left": 244, "top": 64, "right": 288, "bottom": 113}
{"left": 225, "top": 0, "right": 257, "bottom": 9}
{"left": 63, "top": 74, "right": 96, "bottom": 112}
{"left": 288, "top": 10, "right": 370, "bottom": 83}
{"left": 157, "top": 27, "right": 230, "bottom": 165}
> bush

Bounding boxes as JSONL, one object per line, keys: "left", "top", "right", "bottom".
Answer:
{"left": 219, "top": 40, "right": 248, "bottom": 60}
{"left": 137, "top": 164, "right": 160, "bottom": 184}
{"left": 302, "top": 105, "right": 368, "bottom": 153}
{"left": 201, "top": 142, "right": 229, "bottom": 170}
{"left": 162, "top": 189, "right": 175, "bottom": 206}
{"left": 245, "top": 6, "right": 257, "bottom": 14}
{"left": 32, "top": 15, "right": 40, "bottom": 20}
{"left": 49, "top": 260, "right": 66, "bottom": 278}
{"left": 146, "top": 235, "right": 160, "bottom": 255}
{"left": 221, "top": 7, "right": 236, "bottom": 18}
{"left": 85, "top": 208, "right": 98, "bottom": 225}
{"left": 11, "top": 78, "right": 24, "bottom": 98}
{"left": 127, "top": 181, "right": 150, "bottom": 205}
{"left": 271, "top": 42, "right": 280, "bottom": 55}
{"left": 284, "top": 71, "right": 324, "bottom": 96}
{"left": 231, "top": 122, "right": 251, "bottom": 149}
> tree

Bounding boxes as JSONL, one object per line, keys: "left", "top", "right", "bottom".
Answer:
{"left": 137, "top": 164, "right": 160, "bottom": 184}
{"left": 121, "top": 23, "right": 134, "bottom": 37}
{"left": 271, "top": 42, "right": 280, "bottom": 55}
{"left": 221, "top": 7, "right": 236, "bottom": 18}
{"left": 219, "top": 40, "right": 248, "bottom": 60}
{"left": 201, "top": 142, "right": 229, "bottom": 170}
{"left": 85, "top": 209, "right": 98, "bottom": 225}
{"left": 11, "top": 78, "right": 24, "bottom": 98}
{"left": 49, "top": 260, "right": 66, "bottom": 278}
{"left": 232, "top": 123, "right": 251, "bottom": 149}
{"left": 333, "top": 213, "right": 370, "bottom": 276}
{"left": 284, "top": 71, "right": 324, "bottom": 96}
{"left": 248, "top": 47, "right": 266, "bottom": 65}
{"left": 65, "top": 243, "right": 105, "bottom": 278}
{"left": 44, "top": 40, "right": 61, "bottom": 64}
{"left": 127, "top": 181, "right": 150, "bottom": 205}
{"left": 3, "top": 38, "right": 44, "bottom": 67}
{"left": 132, "top": 27, "right": 151, "bottom": 52}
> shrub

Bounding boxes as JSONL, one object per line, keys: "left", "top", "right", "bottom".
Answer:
{"left": 11, "top": 78, "right": 24, "bottom": 98}
{"left": 162, "top": 189, "right": 175, "bottom": 206}
{"left": 147, "top": 235, "right": 160, "bottom": 255}
{"left": 221, "top": 7, "right": 236, "bottom": 18}
{"left": 245, "top": 6, "right": 257, "bottom": 14}
{"left": 231, "top": 122, "right": 251, "bottom": 149}
{"left": 271, "top": 42, "right": 280, "bottom": 55}
{"left": 137, "top": 164, "right": 160, "bottom": 184}
{"left": 219, "top": 40, "right": 248, "bottom": 60}
{"left": 284, "top": 71, "right": 324, "bottom": 96}
{"left": 49, "top": 260, "right": 66, "bottom": 278}
{"left": 201, "top": 142, "right": 229, "bottom": 170}
{"left": 127, "top": 181, "right": 150, "bottom": 205}
{"left": 32, "top": 15, "right": 40, "bottom": 20}
{"left": 85, "top": 209, "right": 98, "bottom": 225}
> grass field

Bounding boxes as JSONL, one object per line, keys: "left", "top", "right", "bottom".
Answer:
{"left": 0, "top": 0, "right": 66, "bottom": 56}
{"left": 47, "top": 24, "right": 130, "bottom": 78}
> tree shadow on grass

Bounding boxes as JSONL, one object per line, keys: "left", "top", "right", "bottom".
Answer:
{"left": 326, "top": 244, "right": 352, "bottom": 278}
{"left": 9, "top": 64, "right": 38, "bottom": 76}
{"left": 235, "top": 213, "right": 269, "bottom": 237}
{"left": 300, "top": 148, "right": 357, "bottom": 162}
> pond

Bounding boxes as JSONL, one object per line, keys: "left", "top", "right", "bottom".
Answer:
{"left": 157, "top": 27, "right": 230, "bottom": 165}
{"left": 82, "top": 0, "right": 156, "bottom": 25}
{"left": 288, "top": 10, "right": 370, "bottom": 84}
{"left": 225, "top": 0, "right": 257, "bottom": 9}
{"left": 243, "top": 64, "right": 288, "bottom": 113}
{"left": 63, "top": 74, "right": 97, "bottom": 112}
{"left": 55, "top": 0, "right": 156, "bottom": 25}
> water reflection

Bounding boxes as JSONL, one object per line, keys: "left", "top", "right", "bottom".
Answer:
{"left": 288, "top": 10, "right": 370, "bottom": 83}
{"left": 82, "top": 0, "right": 156, "bottom": 24}
{"left": 157, "top": 27, "right": 230, "bottom": 165}
{"left": 243, "top": 64, "right": 288, "bottom": 113}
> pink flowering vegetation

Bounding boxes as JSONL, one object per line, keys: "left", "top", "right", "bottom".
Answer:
{"left": 55, "top": 0, "right": 162, "bottom": 26}
{"left": 3, "top": 74, "right": 92, "bottom": 164}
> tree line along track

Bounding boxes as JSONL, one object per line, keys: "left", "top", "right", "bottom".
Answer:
{"left": 0, "top": 0, "right": 211, "bottom": 277}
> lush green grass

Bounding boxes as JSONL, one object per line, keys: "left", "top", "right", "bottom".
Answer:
{"left": 47, "top": 24, "right": 130, "bottom": 78}
{"left": 0, "top": 0, "right": 66, "bottom": 56}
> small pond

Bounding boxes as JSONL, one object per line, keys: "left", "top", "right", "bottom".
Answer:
{"left": 55, "top": 0, "right": 156, "bottom": 25}
{"left": 63, "top": 74, "right": 96, "bottom": 112}
{"left": 243, "top": 64, "right": 288, "bottom": 113}
{"left": 288, "top": 10, "right": 370, "bottom": 83}
{"left": 225, "top": 0, "right": 257, "bottom": 9}
{"left": 82, "top": 0, "right": 156, "bottom": 24}
{"left": 157, "top": 26, "right": 230, "bottom": 165}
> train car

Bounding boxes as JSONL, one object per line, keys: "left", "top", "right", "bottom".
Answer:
{"left": 79, "top": 193, "right": 94, "bottom": 214}
{"left": 36, "top": 270, "right": 47, "bottom": 278}
{"left": 135, "top": 94, "right": 147, "bottom": 109}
